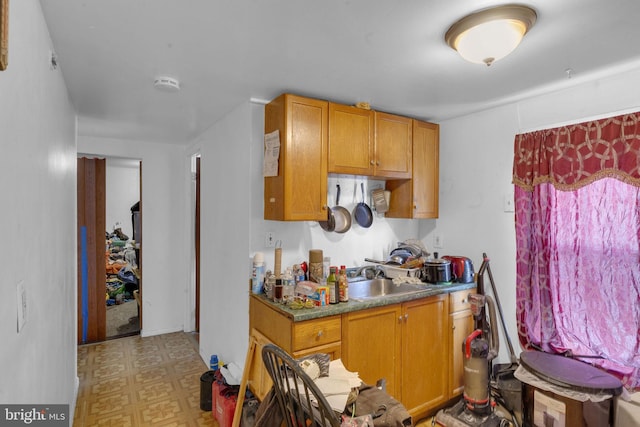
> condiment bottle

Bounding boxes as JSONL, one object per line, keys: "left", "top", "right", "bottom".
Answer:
{"left": 273, "top": 278, "right": 283, "bottom": 303}
{"left": 327, "top": 267, "right": 338, "bottom": 304}
{"left": 339, "top": 265, "right": 349, "bottom": 303}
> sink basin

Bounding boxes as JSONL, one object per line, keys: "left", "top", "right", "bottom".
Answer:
{"left": 348, "top": 278, "right": 423, "bottom": 300}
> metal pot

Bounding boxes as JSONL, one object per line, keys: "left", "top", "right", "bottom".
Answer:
{"left": 423, "top": 258, "right": 455, "bottom": 283}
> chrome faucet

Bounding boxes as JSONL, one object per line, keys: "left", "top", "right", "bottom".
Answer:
{"left": 354, "top": 264, "right": 385, "bottom": 279}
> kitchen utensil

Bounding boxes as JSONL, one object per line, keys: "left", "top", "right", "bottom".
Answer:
{"left": 318, "top": 206, "right": 335, "bottom": 231}
{"left": 332, "top": 184, "right": 351, "bottom": 233}
{"left": 423, "top": 258, "right": 455, "bottom": 283}
{"left": 371, "top": 188, "right": 388, "bottom": 213}
{"left": 353, "top": 182, "right": 373, "bottom": 228}
{"left": 442, "top": 256, "right": 475, "bottom": 283}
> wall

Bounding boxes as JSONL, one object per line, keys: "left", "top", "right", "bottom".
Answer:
{"left": 78, "top": 136, "right": 188, "bottom": 338}
{"left": 430, "top": 63, "right": 640, "bottom": 365}
{"left": 105, "top": 158, "right": 140, "bottom": 240}
{"left": 0, "top": 0, "right": 78, "bottom": 414}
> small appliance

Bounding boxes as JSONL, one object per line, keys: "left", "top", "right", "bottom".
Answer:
{"left": 443, "top": 256, "right": 475, "bottom": 283}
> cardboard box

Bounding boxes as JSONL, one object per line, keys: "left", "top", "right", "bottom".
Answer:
{"left": 522, "top": 383, "right": 614, "bottom": 427}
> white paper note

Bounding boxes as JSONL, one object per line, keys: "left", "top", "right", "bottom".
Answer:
{"left": 263, "top": 130, "right": 280, "bottom": 177}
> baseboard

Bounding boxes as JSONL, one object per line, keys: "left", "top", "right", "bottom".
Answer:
{"left": 70, "top": 375, "right": 79, "bottom": 427}
{"left": 139, "top": 326, "right": 184, "bottom": 338}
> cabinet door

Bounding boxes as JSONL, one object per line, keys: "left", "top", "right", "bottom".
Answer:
{"left": 374, "top": 112, "right": 412, "bottom": 178}
{"left": 450, "top": 309, "right": 474, "bottom": 397}
{"left": 342, "top": 305, "right": 402, "bottom": 399}
{"left": 401, "top": 294, "right": 449, "bottom": 416}
{"left": 328, "top": 103, "right": 374, "bottom": 175}
{"left": 264, "top": 94, "right": 328, "bottom": 221}
{"left": 412, "top": 120, "right": 439, "bottom": 218}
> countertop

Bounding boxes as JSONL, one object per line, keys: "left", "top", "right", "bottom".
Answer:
{"left": 251, "top": 281, "right": 477, "bottom": 322}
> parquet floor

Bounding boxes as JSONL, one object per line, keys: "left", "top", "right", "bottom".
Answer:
{"left": 74, "top": 332, "right": 218, "bottom": 426}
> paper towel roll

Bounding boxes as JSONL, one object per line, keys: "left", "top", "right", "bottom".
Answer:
{"left": 274, "top": 247, "right": 282, "bottom": 278}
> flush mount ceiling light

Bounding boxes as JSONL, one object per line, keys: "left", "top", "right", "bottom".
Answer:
{"left": 445, "top": 4, "right": 537, "bottom": 66}
{"left": 153, "top": 76, "right": 181, "bottom": 92}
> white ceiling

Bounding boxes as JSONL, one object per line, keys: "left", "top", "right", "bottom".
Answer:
{"left": 39, "top": 0, "right": 640, "bottom": 144}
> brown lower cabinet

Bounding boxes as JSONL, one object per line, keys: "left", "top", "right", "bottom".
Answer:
{"left": 248, "top": 288, "right": 475, "bottom": 420}
{"left": 342, "top": 294, "right": 449, "bottom": 419}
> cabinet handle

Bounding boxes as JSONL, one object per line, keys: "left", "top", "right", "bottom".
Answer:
{"left": 452, "top": 325, "right": 456, "bottom": 330}
{"left": 404, "top": 314, "right": 409, "bottom": 321}
{"left": 376, "top": 161, "right": 380, "bottom": 166}
{"left": 398, "top": 316, "right": 403, "bottom": 322}
{"left": 317, "top": 330, "right": 324, "bottom": 338}
{"left": 370, "top": 160, "right": 375, "bottom": 165}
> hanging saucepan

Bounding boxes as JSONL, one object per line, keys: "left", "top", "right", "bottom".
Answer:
{"left": 318, "top": 199, "right": 336, "bottom": 231}
{"left": 353, "top": 182, "right": 373, "bottom": 228}
{"left": 333, "top": 184, "right": 351, "bottom": 233}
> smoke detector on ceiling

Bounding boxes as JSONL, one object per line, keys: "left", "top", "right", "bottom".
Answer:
{"left": 153, "top": 76, "right": 181, "bottom": 92}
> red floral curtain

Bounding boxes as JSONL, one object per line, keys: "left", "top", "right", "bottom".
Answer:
{"left": 513, "top": 112, "right": 640, "bottom": 391}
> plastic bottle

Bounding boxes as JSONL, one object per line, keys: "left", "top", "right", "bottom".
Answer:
{"left": 210, "top": 354, "right": 219, "bottom": 371}
{"left": 293, "top": 264, "right": 305, "bottom": 284}
{"left": 327, "top": 266, "right": 339, "bottom": 304}
{"left": 339, "top": 265, "right": 349, "bottom": 303}
{"left": 252, "top": 252, "right": 265, "bottom": 294}
{"left": 282, "top": 267, "right": 295, "bottom": 302}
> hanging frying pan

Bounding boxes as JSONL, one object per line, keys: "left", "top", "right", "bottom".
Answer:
{"left": 333, "top": 184, "right": 351, "bottom": 233}
{"left": 353, "top": 182, "right": 373, "bottom": 228}
{"left": 318, "top": 202, "right": 336, "bottom": 231}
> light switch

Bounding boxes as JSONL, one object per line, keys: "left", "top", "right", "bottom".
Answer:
{"left": 503, "top": 192, "right": 515, "bottom": 212}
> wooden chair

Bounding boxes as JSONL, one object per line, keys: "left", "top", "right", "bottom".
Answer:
{"left": 261, "top": 344, "right": 341, "bottom": 427}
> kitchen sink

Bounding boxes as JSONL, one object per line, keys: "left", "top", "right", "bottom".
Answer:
{"left": 348, "top": 278, "right": 424, "bottom": 300}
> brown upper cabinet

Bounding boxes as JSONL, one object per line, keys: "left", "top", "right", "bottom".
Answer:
{"left": 386, "top": 120, "right": 440, "bottom": 219}
{"left": 373, "top": 111, "right": 413, "bottom": 179}
{"left": 328, "top": 103, "right": 374, "bottom": 175}
{"left": 264, "top": 93, "right": 438, "bottom": 220}
{"left": 328, "top": 106, "right": 413, "bottom": 179}
{"left": 264, "top": 94, "right": 328, "bottom": 221}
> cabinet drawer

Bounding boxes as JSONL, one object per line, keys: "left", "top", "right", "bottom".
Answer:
{"left": 450, "top": 289, "right": 476, "bottom": 313}
{"left": 292, "top": 316, "right": 341, "bottom": 351}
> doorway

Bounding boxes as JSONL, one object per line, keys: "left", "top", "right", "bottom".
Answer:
{"left": 77, "top": 156, "right": 142, "bottom": 344}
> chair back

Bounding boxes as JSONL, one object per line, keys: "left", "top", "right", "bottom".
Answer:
{"left": 261, "top": 344, "right": 341, "bottom": 427}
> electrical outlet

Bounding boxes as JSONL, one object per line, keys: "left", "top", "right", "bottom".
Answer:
{"left": 265, "top": 232, "right": 276, "bottom": 248}
{"left": 434, "top": 233, "right": 443, "bottom": 248}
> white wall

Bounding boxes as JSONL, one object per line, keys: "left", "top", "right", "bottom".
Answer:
{"left": 431, "top": 64, "right": 640, "bottom": 365}
{"left": 0, "top": 0, "right": 78, "bottom": 414}
{"left": 78, "top": 136, "right": 188, "bottom": 338}
{"left": 105, "top": 158, "right": 140, "bottom": 240}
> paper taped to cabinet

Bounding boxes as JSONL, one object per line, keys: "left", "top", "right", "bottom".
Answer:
{"left": 264, "top": 130, "right": 280, "bottom": 177}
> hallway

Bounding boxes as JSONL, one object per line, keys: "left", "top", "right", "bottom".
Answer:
{"left": 74, "top": 332, "right": 217, "bottom": 426}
